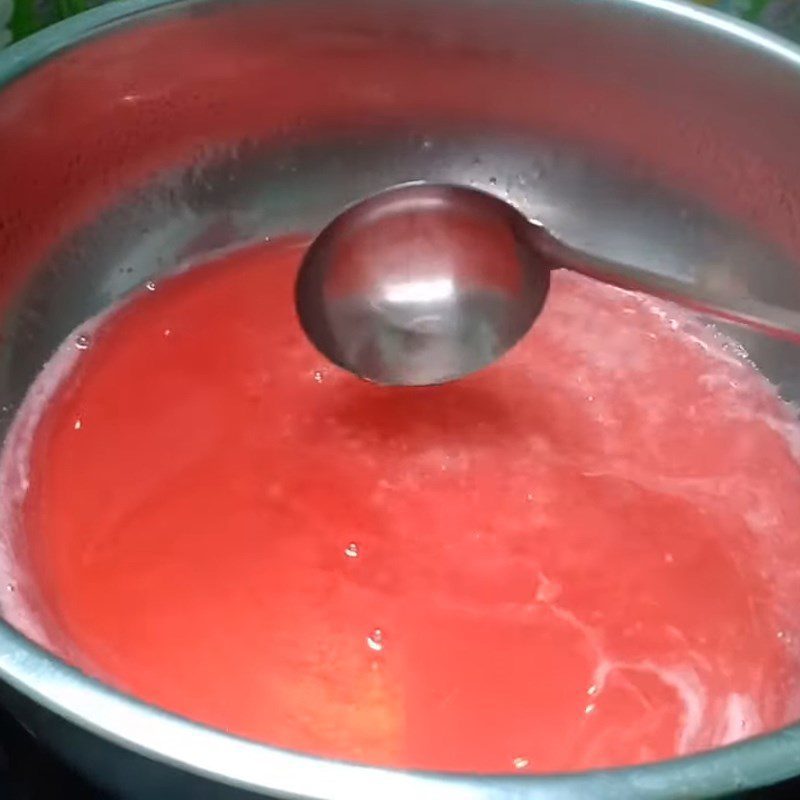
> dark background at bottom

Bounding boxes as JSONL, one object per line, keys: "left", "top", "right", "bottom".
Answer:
{"left": 0, "top": 701, "right": 799, "bottom": 800}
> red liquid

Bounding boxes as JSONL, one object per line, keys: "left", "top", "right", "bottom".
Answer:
{"left": 7, "top": 237, "right": 800, "bottom": 772}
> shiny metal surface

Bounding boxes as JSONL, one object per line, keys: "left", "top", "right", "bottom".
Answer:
{"left": 297, "top": 181, "right": 800, "bottom": 386}
{"left": 538, "top": 225, "right": 800, "bottom": 346}
{"left": 0, "top": 0, "right": 800, "bottom": 798}
{"left": 295, "top": 184, "right": 550, "bottom": 385}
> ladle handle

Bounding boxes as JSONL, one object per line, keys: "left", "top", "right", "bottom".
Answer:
{"left": 535, "top": 227, "right": 800, "bottom": 346}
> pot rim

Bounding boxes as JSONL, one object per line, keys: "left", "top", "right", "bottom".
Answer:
{"left": 2, "top": 0, "right": 800, "bottom": 797}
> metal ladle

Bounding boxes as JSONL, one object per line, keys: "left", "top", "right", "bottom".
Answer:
{"left": 295, "top": 183, "right": 800, "bottom": 386}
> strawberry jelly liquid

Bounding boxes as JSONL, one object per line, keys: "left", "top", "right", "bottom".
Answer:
{"left": 3, "top": 236, "right": 800, "bottom": 772}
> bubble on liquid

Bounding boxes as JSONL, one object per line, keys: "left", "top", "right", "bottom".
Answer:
{"left": 164, "top": 329, "right": 172, "bottom": 337}
{"left": 144, "top": 280, "right": 156, "bottom": 292}
{"left": 344, "top": 542, "right": 360, "bottom": 559}
{"left": 587, "top": 684, "right": 598, "bottom": 696}
{"left": 74, "top": 334, "right": 91, "bottom": 350}
{"left": 5, "top": 581, "right": 15, "bottom": 593}
{"left": 73, "top": 419, "right": 82, "bottom": 431}
{"left": 367, "top": 628, "right": 384, "bottom": 651}
{"left": 525, "top": 492, "right": 534, "bottom": 502}
{"left": 512, "top": 757, "right": 529, "bottom": 770}
{"left": 584, "top": 703, "right": 596, "bottom": 714}
{"left": 312, "top": 370, "right": 324, "bottom": 384}
{"left": 489, "top": 176, "right": 497, "bottom": 186}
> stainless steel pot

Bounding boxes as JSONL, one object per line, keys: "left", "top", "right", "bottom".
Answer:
{"left": 2, "top": 0, "right": 800, "bottom": 797}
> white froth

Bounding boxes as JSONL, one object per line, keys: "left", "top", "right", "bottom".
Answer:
{"left": 0, "top": 308, "right": 112, "bottom": 647}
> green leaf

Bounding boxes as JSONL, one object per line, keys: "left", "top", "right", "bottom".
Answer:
{"left": 744, "top": 0, "right": 772, "bottom": 23}
{"left": 10, "top": 0, "right": 42, "bottom": 41}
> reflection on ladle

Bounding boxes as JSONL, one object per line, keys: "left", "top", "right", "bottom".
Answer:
{"left": 295, "top": 183, "right": 800, "bottom": 386}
